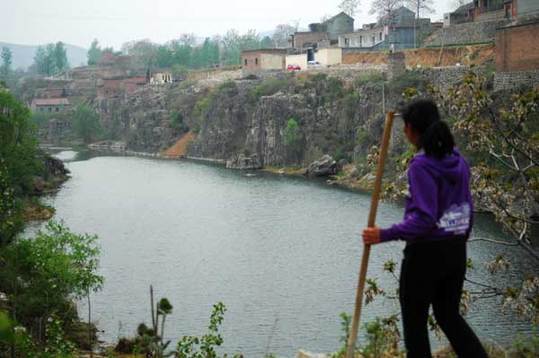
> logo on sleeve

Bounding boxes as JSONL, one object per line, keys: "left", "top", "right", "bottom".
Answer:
{"left": 437, "top": 203, "right": 471, "bottom": 235}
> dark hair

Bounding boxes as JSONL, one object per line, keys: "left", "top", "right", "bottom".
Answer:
{"left": 402, "top": 99, "right": 455, "bottom": 159}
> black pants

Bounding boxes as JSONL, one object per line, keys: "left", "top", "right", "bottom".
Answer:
{"left": 399, "top": 238, "right": 488, "bottom": 358}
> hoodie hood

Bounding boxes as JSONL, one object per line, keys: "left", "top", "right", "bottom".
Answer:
{"left": 412, "top": 149, "right": 467, "bottom": 184}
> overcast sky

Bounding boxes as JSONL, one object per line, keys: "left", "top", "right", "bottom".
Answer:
{"left": 1, "top": 0, "right": 459, "bottom": 49}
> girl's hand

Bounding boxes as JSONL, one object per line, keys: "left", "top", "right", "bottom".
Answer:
{"left": 362, "top": 227, "right": 381, "bottom": 245}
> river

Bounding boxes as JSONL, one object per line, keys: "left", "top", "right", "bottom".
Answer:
{"left": 42, "top": 152, "right": 537, "bottom": 357}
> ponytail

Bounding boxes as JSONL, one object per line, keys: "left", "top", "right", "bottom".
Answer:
{"left": 421, "top": 120, "right": 455, "bottom": 159}
{"left": 402, "top": 99, "right": 455, "bottom": 159}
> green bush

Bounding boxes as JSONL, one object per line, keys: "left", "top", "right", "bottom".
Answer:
{"left": 72, "top": 103, "right": 102, "bottom": 143}
{"left": 252, "top": 78, "right": 290, "bottom": 99}
{"left": 0, "top": 221, "right": 103, "bottom": 338}
{"left": 0, "top": 90, "right": 42, "bottom": 195}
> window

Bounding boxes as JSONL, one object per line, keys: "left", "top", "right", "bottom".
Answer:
{"left": 255, "top": 58, "right": 258, "bottom": 65}
{"left": 48, "top": 107, "right": 52, "bottom": 112}
{"left": 372, "top": 36, "right": 375, "bottom": 44}
{"left": 360, "top": 36, "right": 363, "bottom": 46}
{"left": 244, "top": 59, "right": 247, "bottom": 65}
{"left": 379, "top": 32, "right": 382, "bottom": 41}
{"left": 55, "top": 107, "right": 59, "bottom": 112}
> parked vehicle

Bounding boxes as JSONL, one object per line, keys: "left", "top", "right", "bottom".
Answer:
{"left": 287, "top": 64, "right": 301, "bottom": 71}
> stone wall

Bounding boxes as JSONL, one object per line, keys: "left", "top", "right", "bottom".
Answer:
{"left": 418, "top": 66, "right": 486, "bottom": 92}
{"left": 494, "top": 70, "right": 539, "bottom": 91}
{"left": 423, "top": 20, "right": 507, "bottom": 47}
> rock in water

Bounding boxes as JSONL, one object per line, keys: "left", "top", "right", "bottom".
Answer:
{"left": 305, "top": 154, "right": 337, "bottom": 177}
{"left": 226, "top": 154, "right": 262, "bottom": 170}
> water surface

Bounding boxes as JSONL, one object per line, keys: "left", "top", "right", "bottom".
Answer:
{"left": 46, "top": 154, "right": 537, "bottom": 356}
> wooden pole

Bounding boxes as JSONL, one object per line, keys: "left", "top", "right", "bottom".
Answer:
{"left": 345, "top": 111, "right": 395, "bottom": 358}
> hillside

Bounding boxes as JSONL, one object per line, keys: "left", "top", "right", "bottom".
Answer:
{"left": 0, "top": 41, "right": 87, "bottom": 70}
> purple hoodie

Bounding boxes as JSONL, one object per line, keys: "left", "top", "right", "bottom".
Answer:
{"left": 380, "top": 149, "right": 473, "bottom": 243}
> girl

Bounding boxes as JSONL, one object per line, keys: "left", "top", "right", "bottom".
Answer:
{"left": 362, "top": 99, "right": 488, "bottom": 357}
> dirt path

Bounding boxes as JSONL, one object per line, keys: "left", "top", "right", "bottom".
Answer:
{"left": 162, "top": 131, "right": 196, "bottom": 158}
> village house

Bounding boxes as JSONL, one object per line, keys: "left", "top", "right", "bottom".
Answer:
{"left": 442, "top": 0, "right": 536, "bottom": 26}
{"left": 31, "top": 98, "right": 70, "bottom": 113}
{"left": 289, "top": 12, "right": 354, "bottom": 51}
{"left": 241, "top": 49, "right": 287, "bottom": 74}
{"left": 495, "top": 1, "right": 539, "bottom": 72}
{"left": 338, "top": 7, "right": 431, "bottom": 50}
{"left": 97, "top": 76, "right": 147, "bottom": 98}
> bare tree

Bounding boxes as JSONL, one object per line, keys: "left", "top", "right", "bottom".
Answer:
{"left": 405, "top": 0, "right": 434, "bottom": 18}
{"left": 369, "top": 0, "right": 404, "bottom": 20}
{"left": 339, "top": 0, "right": 361, "bottom": 17}
{"left": 272, "top": 24, "right": 296, "bottom": 48}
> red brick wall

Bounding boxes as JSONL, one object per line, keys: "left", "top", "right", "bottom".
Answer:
{"left": 241, "top": 52, "right": 262, "bottom": 72}
{"left": 496, "top": 21, "right": 539, "bottom": 71}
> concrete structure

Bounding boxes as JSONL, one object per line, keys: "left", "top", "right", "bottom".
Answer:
{"left": 31, "top": 98, "right": 70, "bottom": 113}
{"left": 241, "top": 49, "right": 287, "bottom": 74}
{"left": 150, "top": 72, "right": 173, "bottom": 85}
{"left": 314, "top": 48, "right": 343, "bottom": 66}
{"left": 339, "top": 7, "right": 431, "bottom": 50}
{"left": 285, "top": 54, "right": 308, "bottom": 70}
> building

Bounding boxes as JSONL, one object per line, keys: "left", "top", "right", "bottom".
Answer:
{"left": 444, "top": 0, "right": 522, "bottom": 26}
{"left": 496, "top": 17, "right": 539, "bottom": 72}
{"left": 96, "top": 76, "right": 147, "bottom": 98}
{"left": 290, "top": 32, "right": 330, "bottom": 50}
{"left": 494, "top": 1, "right": 539, "bottom": 90}
{"left": 517, "top": 0, "right": 539, "bottom": 19}
{"left": 290, "top": 11, "right": 354, "bottom": 51}
{"left": 241, "top": 49, "right": 287, "bottom": 74}
{"left": 339, "top": 7, "right": 431, "bottom": 50}
{"left": 150, "top": 72, "right": 173, "bottom": 85}
{"left": 322, "top": 12, "right": 354, "bottom": 41}
{"left": 31, "top": 98, "right": 70, "bottom": 113}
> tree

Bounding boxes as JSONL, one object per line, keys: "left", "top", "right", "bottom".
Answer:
{"left": 0, "top": 89, "right": 41, "bottom": 197}
{"left": 260, "top": 36, "right": 273, "bottom": 48}
{"left": 272, "top": 24, "right": 296, "bottom": 48}
{"left": 53, "top": 42, "right": 69, "bottom": 72}
{"left": 405, "top": 0, "right": 434, "bottom": 18}
{"left": 0, "top": 47, "right": 12, "bottom": 80}
{"left": 122, "top": 39, "right": 158, "bottom": 71}
{"left": 73, "top": 104, "right": 102, "bottom": 143}
{"left": 221, "top": 29, "right": 241, "bottom": 66}
{"left": 339, "top": 0, "right": 361, "bottom": 18}
{"left": 284, "top": 117, "right": 302, "bottom": 163}
{"left": 369, "top": 0, "right": 404, "bottom": 20}
{"left": 87, "top": 39, "right": 102, "bottom": 65}
{"left": 33, "top": 43, "right": 67, "bottom": 76}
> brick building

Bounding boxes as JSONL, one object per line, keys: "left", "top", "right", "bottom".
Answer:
{"left": 31, "top": 98, "right": 70, "bottom": 113}
{"left": 496, "top": 18, "right": 539, "bottom": 72}
{"left": 241, "top": 49, "right": 287, "bottom": 74}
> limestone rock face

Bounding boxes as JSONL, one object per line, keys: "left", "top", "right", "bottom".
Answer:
{"left": 305, "top": 154, "right": 338, "bottom": 177}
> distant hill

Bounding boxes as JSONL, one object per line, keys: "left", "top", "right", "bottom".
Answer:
{"left": 0, "top": 42, "right": 88, "bottom": 70}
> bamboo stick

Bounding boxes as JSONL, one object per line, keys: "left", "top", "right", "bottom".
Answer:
{"left": 346, "top": 111, "right": 395, "bottom": 358}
